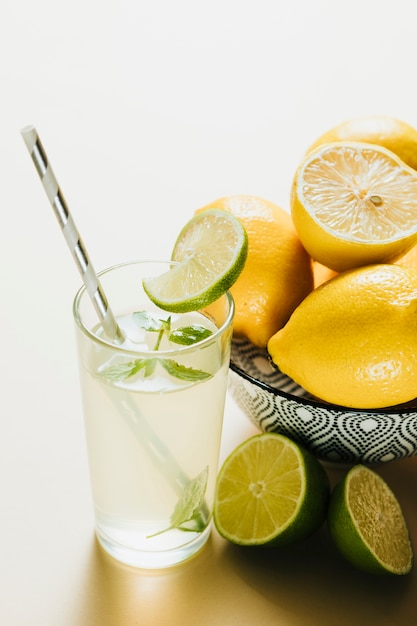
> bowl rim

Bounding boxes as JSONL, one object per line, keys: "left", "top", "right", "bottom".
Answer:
{"left": 229, "top": 345, "right": 417, "bottom": 416}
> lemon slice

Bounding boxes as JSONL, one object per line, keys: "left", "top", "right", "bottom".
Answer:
{"left": 143, "top": 209, "right": 248, "bottom": 312}
{"left": 291, "top": 142, "right": 417, "bottom": 272}
{"left": 328, "top": 465, "right": 413, "bottom": 575}
{"left": 213, "top": 433, "right": 329, "bottom": 546}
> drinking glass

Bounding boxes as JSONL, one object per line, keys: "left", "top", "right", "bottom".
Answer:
{"left": 73, "top": 260, "right": 234, "bottom": 568}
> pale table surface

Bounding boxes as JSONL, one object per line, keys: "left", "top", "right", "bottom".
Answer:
{"left": 2, "top": 1, "right": 417, "bottom": 624}
{"left": 2, "top": 391, "right": 417, "bottom": 626}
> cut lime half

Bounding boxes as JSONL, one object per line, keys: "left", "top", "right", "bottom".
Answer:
{"left": 213, "top": 433, "right": 330, "bottom": 547}
{"left": 143, "top": 209, "right": 248, "bottom": 312}
{"left": 328, "top": 465, "right": 413, "bottom": 575}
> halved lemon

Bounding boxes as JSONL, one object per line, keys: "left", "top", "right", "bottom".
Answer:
{"left": 143, "top": 209, "right": 248, "bottom": 312}
{"left": 291, "top": 142, "right": 417, "bottom": 272}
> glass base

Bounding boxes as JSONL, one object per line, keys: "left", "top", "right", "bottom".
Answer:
{"left": 95, "top": 523, "right": 212, "bottom": 569}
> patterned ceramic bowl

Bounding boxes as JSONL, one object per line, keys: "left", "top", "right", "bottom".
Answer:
{"left": 229, "top": 336, "right": 417, "bottom": 465}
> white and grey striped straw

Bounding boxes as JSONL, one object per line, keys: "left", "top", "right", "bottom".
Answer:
{"left": 21, "top": 125, "right": 124, "bottom": 344}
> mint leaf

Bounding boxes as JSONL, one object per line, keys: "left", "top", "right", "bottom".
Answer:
{"left": 144, "top": 358, "right": 157, "bottom": 377}
{"left": 160, "top": 317, "right": 172, "bottom": 334}
{"left": 99, "top": 358, "right": 155, "bottom": 381}
{"left": 132, "top": 311, "right": 163, "bottom": 332}
{"left": 147, "top": 466, "right": 209, "bottom": 537}
{"left": 161, "top": 359, "right": 211, "bottom": 381}
{"left": 170, "top": 466, "right": 209, "bottom": 530}
{"left": 169, "top": 325, "right": 213, "bottom": 345}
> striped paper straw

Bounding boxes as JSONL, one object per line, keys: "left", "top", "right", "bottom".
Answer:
{"left": 21, "top": 128, "right": 211, "bottom": 520}
{"left": 21, "top": 125, "right": 124, "bottom": 344}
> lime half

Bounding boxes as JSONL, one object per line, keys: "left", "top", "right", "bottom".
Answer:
{"left": 143, "top": 209, "right": 248, "bottom": 312}
{"left": 213, "top": 433, "right": 330, "bottom": 546}
{"left": 328, "top": 465, "right": 413, "bottom": 575}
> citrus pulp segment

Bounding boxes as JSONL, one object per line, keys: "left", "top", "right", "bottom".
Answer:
{"left": 142, "top": 209, "right": 248, "bottom": 312}
{"left": 328, "top": 465, "right": 413, "bottom": 575}
{"left": 267, "top": 263, "right": 417, "bottom": 409}
{"left": 213, "top": 433, "right": 329, "bottom": 546}
{"left": 291, "top": 142, "right": 417, "bottom": 272}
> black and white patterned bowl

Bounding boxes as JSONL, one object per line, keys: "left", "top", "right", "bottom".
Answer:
{"left": 229, "top": 336, "right": 417, "bottom": 465}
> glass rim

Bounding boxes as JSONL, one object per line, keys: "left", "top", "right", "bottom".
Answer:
{"left": 73, "top": 259, "right": 235, "bottom": 357}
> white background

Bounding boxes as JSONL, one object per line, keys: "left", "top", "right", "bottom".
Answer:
{"left": 1, "top": 1, "right": 417, "bottom": 624}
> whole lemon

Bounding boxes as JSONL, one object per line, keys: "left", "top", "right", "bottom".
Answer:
{"left": 267, "top": 264, "right": 417, "bottom": 409}
{"left": 196, "top": 195, "right": 313, "bottom": 348}
{"left": 313, "top": 245, "right": 417, "bottom": 288}
{"left": 307, "top": 114, "right": 417, "bottom": 170}
{"left": 395, "top": 242, "right": 417, "bottom": 270}
{"left": 312, "top": 261, "right": 338, "bottom": 288}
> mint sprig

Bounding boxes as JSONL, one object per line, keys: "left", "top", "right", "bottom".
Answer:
{"left": 99, "top": 312, "right": 213, "bottom": 382}
{"left": 132, "top": 311, "right": 213, "bottom": 345}
{"left": 147, "top": 466, "right": 209, "bottom": 537}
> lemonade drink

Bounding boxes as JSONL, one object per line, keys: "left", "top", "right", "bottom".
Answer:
{"left": 73, "top": 261, "right": 234, "bottom": 568}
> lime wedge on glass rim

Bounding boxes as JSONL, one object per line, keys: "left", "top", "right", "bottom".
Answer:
{"left": 213, "top": 433, "right": 330, "bottom": 546}
{"left": 328, "top": 464, "right": 413, "bottom": 575}
{"left": 143, "top": 209, "right": 248, "bottom": 312}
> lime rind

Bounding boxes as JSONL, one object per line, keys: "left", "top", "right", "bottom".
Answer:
{"left": 213, "top": 433, "right": 330, "bottom": 547}
{"left": 143, "top": 209, "right": 248, "bottom": 313}
{"left": 328, "top": 465, "right": 413, "bottom": 575}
